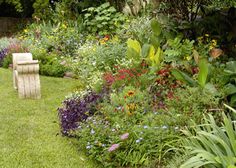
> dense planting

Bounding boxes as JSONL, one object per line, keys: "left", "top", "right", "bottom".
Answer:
{"left": 0, "top": 1, "right": 236, "bottom": 167}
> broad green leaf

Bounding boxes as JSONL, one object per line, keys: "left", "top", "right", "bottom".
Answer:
{"left": 171, "top": 69, "right": 197, "bottom": 87}
{"left": 224, "top": 83, "right": 236, "bottom": 96}
{"left": 204, "top": 83, "right": 218, "bottom": 95}
{"left": 193, "top": 49, "right": 199, "bottom": 64}
{"left": 141, "top": 44, "right": 151, "bottom": 58}
{"left": 150, "top": 35, "right": 160, "bottom": 49}
{"left": 148, "top": 45, "right": 155, "bottom": 62}
{"left": 225, "top": 61, "right": 236, "bottom": 75}
{"left": 230, "top": 94, "right": 236, "bottom": 107}
{"left": 151, "top": 19, "right": 161, "bottom": 36}
{"left": 127, "top": 38, "right": 141, "bottom": 55}
{"left": 84, "top": 13, "right": 91, "bottom": 18}
{"left": 126, "top": 39, "right": 141, "bottom": 61}
{"left": 153, "top": 47, "right": 163, "bottom": 65}
{"left": 100, "top": 2, "right": 110, "bottom": 9}
{"left": 198, "top": 58, "right": 208, "bottom": 88}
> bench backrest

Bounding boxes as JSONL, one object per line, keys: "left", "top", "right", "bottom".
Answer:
{"left": 12, "top": 53, "right": 33, "bottom": 70}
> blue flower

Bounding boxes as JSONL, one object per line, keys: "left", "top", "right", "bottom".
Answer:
{"left": 143, "top": 125, "right": 148, "bottom": 129}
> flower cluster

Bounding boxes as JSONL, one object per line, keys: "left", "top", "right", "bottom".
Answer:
{"left": 152, "top": 66, "right": 181, "bottom": 109}
{"left": 0, "top": 48, "right": 8, "bottom": 66}
{"left": 58, "top": 90, "right": 103, "bottom": 135}
{"left": 103, "top": 66, "right": 148, "bottom": 87}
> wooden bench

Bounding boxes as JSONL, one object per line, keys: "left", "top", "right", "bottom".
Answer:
{"left": 12, "top": 53, "right": 41, "bottom": 99}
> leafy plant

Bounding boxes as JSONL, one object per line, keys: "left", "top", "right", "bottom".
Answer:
{"left": 222, "top": 61, "right": 236, "bottom": 107}
{"left": 181, "top": 106, "right": 236, "bottom": 168}
{"left": 58, "top": 90, "right": 104, "bottom": 135}
{"left": 171, "top": 58, "right": 210, "bottom": 88}
{"left": 164, "top": 36, "right": 194, "bottom": 63}
{"left": 83, "top": 2, "right": 126, "bottom": 35}
{"left": 165, "top": 86, "right": 221, "bottom": 125}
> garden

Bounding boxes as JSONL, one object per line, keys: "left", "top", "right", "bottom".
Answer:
{"left": 0, "top": 0, "right": 236, "bottom": 167}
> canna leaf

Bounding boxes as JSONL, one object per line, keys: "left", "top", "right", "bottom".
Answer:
{"left": 198, "top": 58, "right": 209, "bottom": 88}
{"left": 171, "top": 69, "right": 197, "bottom": 87}
{"left": 141, "top": 44, "right": 151, "bottom": 58}
{"left": 151, "top": 19, "right": 161, "bottom": 36}
{"left": 127, "top": 38, "right": 141, "bottom": 61}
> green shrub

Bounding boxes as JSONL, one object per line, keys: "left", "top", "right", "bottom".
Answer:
{"left": 83, "top": 2, "right": 126, "bottom": 35}
{"left": 2, "top": 55, "right": 12, "bottom": 68}
{"left": 40, "top": 60, "right": 67, "bottom": 77}
{"left": 164, "top": 86, "right": 222, "bottom": 125}
{"left": 222, "top": 61, "right": 236, "bottom": 107}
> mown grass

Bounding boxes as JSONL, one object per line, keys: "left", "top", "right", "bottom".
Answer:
{"left": 0, "top": 68, "right": 97, "bottom": 168}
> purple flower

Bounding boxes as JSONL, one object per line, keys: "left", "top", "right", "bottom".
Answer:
{"left": 120, "top": 133, "right": 129, "bottom": 140}
{"left": 108, "top": 144, "right": 120, "bottom": 152}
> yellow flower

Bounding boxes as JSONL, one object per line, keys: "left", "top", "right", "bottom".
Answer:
{"left": 127, "top": 90, "right": 135, "bottom": 97}
{"left": 197, "top": 36, "right": 203, "bottom": 43}
{"left": 205, "top": 34, "right": 209, "bottom": 37}
{"left": 100, "top": 39, "right": 106, "bottom": 45}
{"left": 209, "top": 45, "right": 214, "bottom": 50}
{"left": 126, "top": 103, "right": 136, "bottom": 112}
{"left": 184, "top": 55, "right": 192, "bottom": 61}
{"left": 24, "top": 29, "right": 28, "bottom": 33}
{"left": 103, "top": 37, "right": 109, "bottom": 41}
{"left": 18, "top": 36, "right": 23, "bottom": 40}
{"left": 62, "top": 24, "right": 67, "bottom": 29}
{"left": 211, "top": 39, "right": 217, "bottom": 47}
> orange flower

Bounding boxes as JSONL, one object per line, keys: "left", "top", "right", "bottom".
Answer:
{"left": 127, "top": 90, "right": 135, "bottom": 97}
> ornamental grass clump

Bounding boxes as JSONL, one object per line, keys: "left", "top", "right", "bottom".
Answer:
{"left": 181, "top": 105, "right": 236, "bottom": 168}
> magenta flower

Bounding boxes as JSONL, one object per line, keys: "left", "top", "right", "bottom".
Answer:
{"left": 120, "top": 133, "right": 129, "bottom": 140}
{"left": 108, "top": 144, "right": 120, "bottom": 152}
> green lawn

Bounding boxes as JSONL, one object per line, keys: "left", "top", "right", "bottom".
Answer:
{"left": 0, "top": 68, "right": 97, "bottom": 168}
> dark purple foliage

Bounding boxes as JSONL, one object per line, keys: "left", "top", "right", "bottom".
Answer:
{"left": 58, "top": 88, "right": 110, "bottom": 136}
{"left": 0, "top": 48, "right": 8, "bottom": 66}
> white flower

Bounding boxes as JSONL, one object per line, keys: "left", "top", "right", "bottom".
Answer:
{"left": 90, "top": 129, "right": 95, "bottom": 134}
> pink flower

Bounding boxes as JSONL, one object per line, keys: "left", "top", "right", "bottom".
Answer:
{"left": 108, "top": 144, "right": 120, "bottom": 152}
{"left": 120, "top": 133, "right": 129, "bottom": 140}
